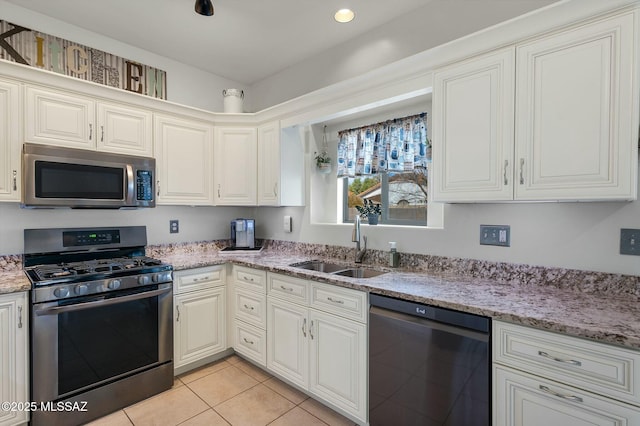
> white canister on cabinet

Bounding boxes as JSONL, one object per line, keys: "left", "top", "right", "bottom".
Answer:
{"left": 223, "top": 89, "right": 244, "bottom": 113}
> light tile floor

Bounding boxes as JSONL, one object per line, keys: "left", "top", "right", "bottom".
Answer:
{"left": 86, "top": 355, "right": 357, "bottom": 426}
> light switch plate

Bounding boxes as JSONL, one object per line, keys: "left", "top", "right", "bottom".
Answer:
{"left": 620, "top": 228, "right": 640, "bottom": 255}
{"left": 480, "top": 225, "right": 510, "bottom": 247}
{"left": 283, "top": 215, "right": 292, "bottom": 233}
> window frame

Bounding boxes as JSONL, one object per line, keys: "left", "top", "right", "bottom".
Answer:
{"left": 341, "top": 174, "right": 427, "bottom": 226}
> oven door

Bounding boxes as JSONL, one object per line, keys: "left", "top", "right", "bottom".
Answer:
{"left": 31, "top": 283, "right": 172, "bottom": 403}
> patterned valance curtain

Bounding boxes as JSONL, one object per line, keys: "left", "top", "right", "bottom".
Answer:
{"left": 336, "top": 113, "right": 428, "bottom": 177}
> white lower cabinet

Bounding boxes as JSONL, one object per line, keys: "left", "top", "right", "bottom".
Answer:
{"left": 0, "top": 292, "right": 28, "bottom": 426}
{"left": 266, "top": 273, "right": 367, "bottom": 424}
{"left": 493, "top": 321, "right": 640, "bottom": 425}
{"left": 231, "top": 266, "right": 267, "bottom": 366}
{"left": 173, "top": 266, "right": 226, "bottom": 373}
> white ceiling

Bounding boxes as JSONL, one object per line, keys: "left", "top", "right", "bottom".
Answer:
{"left": 5, "top": 0, "right": 560, "bottom": 85}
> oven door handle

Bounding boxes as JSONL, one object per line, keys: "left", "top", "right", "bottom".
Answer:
{"left": 35, "top": 286, "right": 172, "bottom": 316}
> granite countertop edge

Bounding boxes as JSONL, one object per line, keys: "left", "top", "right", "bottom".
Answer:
{"left": 2, "top": 248, "right": 638, "bottom": 351}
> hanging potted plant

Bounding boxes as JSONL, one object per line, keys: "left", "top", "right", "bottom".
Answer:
{"left": 315, "top": 125, "right": 332, "bottom": 174}
{"left": 314, "top": 150, "right": 332, "bottom": 174}
{"left": 356, "top": 199, "right": 382, "bottom": 225}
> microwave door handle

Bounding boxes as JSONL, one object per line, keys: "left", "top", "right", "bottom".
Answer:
{"left": 126, "top": 165, "right": 135, "bottom": 204}
{"left": 35, "top": 286, "right": 171, "bottom": 316}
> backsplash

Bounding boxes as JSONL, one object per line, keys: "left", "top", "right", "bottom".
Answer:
{"left": 4, "top": 239, "right": 639, "bottom": 296}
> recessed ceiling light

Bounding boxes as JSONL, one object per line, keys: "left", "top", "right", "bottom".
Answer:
{"left": 334, "top": 9, "right": 355, "bottom": 23}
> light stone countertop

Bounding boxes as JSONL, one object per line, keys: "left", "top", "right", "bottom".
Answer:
{"left": 2, "top": 243, "right": 639, "bottom": 350}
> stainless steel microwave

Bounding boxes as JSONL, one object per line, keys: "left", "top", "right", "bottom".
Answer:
{"left": 22, "top": 143, "right": 155, "bottom": 208}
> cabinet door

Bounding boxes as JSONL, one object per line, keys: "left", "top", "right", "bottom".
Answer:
{"left": 515, "top": 12, "right": 638, "bottom": 200}
{"left": 495, "top": 366, "right": 640, "bottom": 426}
{"left": 154, "top": 114, "right": 214, "bottom": 205}
{"left": 257, "top": 121, "right": 280, "bottom": 205}
{"left": 97, "top": 102, "right": 153, "bottom": 156}
{"left": 432, "top": 47, "right": 515, "bottom": 202}
{"left": 25, "top": 86, "right": 96, "bottom": 149}
{"left": 309, "top": 310, "right": 367, "bottom": 423}
{"left": 0, "top": 79, "right": 21, "bottom": 202}
{"left": 174, "top": 287, "right": 226, "bottom": 369}
{"left": 0, "top": 292, "right": 28, "bottom": 426}
{"left": 213, "top": 127, "right": 257, "bottom": 205}
{"left": 266, "top": 297, "right": 308, "bottom": 388}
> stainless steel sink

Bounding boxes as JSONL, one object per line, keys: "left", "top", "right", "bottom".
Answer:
{"left": 290, "top": 261, "right": 386, "bottom": 279}
{"left": 332, "top": 268, "right": 386, "bottom": 278}
{"left": 289, "top": 260, "right": 349, "bottom": 273}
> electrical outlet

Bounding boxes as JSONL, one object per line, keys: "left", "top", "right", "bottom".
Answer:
{"left": 170, "top": 220, "right": 179, "bottom": 234}
{"left": 480, "top": 225, "right": 510, "bottom": 247}
{"left": 620, "top": 228, "right": 640, "bottom": 255}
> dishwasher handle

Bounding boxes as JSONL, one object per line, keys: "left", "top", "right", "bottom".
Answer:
{"left": 370, "top": 305, "right": 490, "bottom": 343}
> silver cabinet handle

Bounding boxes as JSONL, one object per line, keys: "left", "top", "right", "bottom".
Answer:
{"left": 243, "top": 337, "right": 254, "bottom": 345}
{"left": 176, "top": 305, "right": 180, "bottom": 322}
{"left": 280, "top": 285, "right": 294, "bottom": 292}
{"left": 539, "top": 385, "right": 583, "bottom": 403}
{"left": 309, "top": 320, "right": 314, "bottom": 340}
{"left": 157, "top": 180, "right": 160, "bottom": 197}
{"left": 17, "top": 305, "right": 22, "bottom": 329}
{"left": 243, "top": 304, "right": 255, "bottom": 311}
{"left": 503, "top": 160, "right": 508, "bottom": 185}
{"left": 192, "top": 276, "right": 210, "bottom": 282}
{"left": 242, "top": 275, "right": 255, "bottom": 282}
{"left": 302, "top": 318, "right": 307, "bottom": 337}
{"left": 327, "top": 297, "right": 344, "bottom": 305}
{"left": 538, "top": 351, "right": 582, "bottom": 367}
{"left": 274, "top": 182, "right": 278, "bottom": 196}
{"left": 519, "top": 158, "right": 525, "bottom": 184}
{"left": 218, "top": 184, "right": 221, "bottom": 198}
{"left": 89, "top": 123, "right": 93, "bottom": 140}
{"left": 12, "top": 170, "right": 17, "bottom": 191}
{"left": 101, "top": 125, "right": 104, "bottom": 142}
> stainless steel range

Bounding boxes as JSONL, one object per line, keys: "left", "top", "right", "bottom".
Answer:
{"left": 24, "top": 226, "right": 173, "bottom": 426}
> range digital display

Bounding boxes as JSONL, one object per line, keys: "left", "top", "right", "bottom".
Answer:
{"left": 63, "top": 230, "right": 121, "bottom": 247}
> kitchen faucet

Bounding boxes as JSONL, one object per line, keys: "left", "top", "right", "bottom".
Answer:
{"left": 352, "top": 215, "right": 367, "bottom": 263}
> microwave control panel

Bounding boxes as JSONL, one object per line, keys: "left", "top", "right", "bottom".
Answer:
{"left": 136, "top": 170, "right": 154, "bottom": 201}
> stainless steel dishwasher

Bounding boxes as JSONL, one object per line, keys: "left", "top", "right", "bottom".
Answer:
{"left": 369, "top": 294, "right": 490, "bottom": 426}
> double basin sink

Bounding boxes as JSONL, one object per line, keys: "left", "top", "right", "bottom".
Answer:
{"left": 289, "top": 260, "right": 386, "bottom": 279}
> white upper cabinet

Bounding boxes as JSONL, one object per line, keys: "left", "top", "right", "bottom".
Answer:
{"left": 432, "top": 47, "right": 515, "bottom": 202}
{"left": 257, "top": 121, "right": 280, "bottom": 205}
{"left": 515, "top": 12, "right": 638, "bottom": 201}
{"left": 214, "top": 126, "right": 258, "bottom": 205}
{"left": 96, "top": 101, "right": 153, "bottom": 156}
{"left": 432, "top": 10, "right": 638, "bottom": 202}
{"left": 0, "top": 78, "right": 21, "bottom": 202}
{"left": 25, "top": 85, "right": 95, "bottom": 149}
{"left": 25, "top": 85, "right": 153, "bottom": 155}
{"left": 154, "top": 114, "right": 214, "bottom": 205}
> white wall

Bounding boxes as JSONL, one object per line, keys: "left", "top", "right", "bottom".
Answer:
{"left": 249, "top": 1, "right": 558, "bottom": 110}
{"left": 0, "top": 0, "right": 247, "bottom": 112}
{"left": 0, "top": 203, "right": 253, "bottom": 255}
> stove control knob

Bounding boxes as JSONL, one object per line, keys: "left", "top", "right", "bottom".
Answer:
{"left": 74, "top": 284, "right": 89, "bottom": 296}
{"left": 53, "top": 287, "right": 69, "bottom": 298}
{"left": 138, "top": 275, "right": 150, "bottom": 286}
{"left": 108, "top": 280, "right": 121, "bottom": 290}
{"left": 152, "top": 273, "right": 163, "bottom": 283}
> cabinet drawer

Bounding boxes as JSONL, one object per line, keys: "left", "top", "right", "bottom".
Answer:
{"left": 494, "top": 321, "right": 640, "bottom": 406}
{"left": 311, "top": 282, "right": 367, "bottom": 323}
{"left": 234, "top": 287, "right": 266, "bottom": 328}
{"left": 174, "top": 265, "right": 225, "bottom": 294}
{"left": 494, "top": 365, "right": 640, "bottom": 426}
{"left": 234, "top": 321, "right": 266, "bottom": 367}
{"left": 267, "top": 273, "right": 309, "bottom": 304}
{"left": 233, "top": 266, "right": 266, "bottom": 292}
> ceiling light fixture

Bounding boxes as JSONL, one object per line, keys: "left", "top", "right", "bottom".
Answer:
{"left": 334, "top": 9, "right": 355, "bottom": 23}
{"left": 195, "top": 0, "right": 214, "bottom": 16}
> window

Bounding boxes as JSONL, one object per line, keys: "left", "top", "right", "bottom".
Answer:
{"left": 342, "top": 168, "right": 428, "bottom": 225}
{"left": 337, "top": 112, "right": 429, "bottom": 226}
